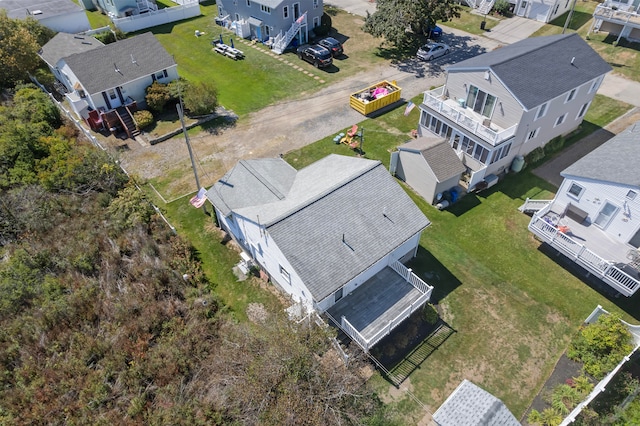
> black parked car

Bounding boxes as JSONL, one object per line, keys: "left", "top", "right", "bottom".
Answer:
{"left": 296, "top": 44, "right": 333, "bottom": 68}
{"left": 318, "top": 37, "right": 343, "bottom": 57}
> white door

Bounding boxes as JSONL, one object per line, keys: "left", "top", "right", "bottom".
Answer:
{"left": 517, "top": 0, "right": 528, "bottom": 16}
{"left": 594, "top": 201, "right": 618, "bottom": 229}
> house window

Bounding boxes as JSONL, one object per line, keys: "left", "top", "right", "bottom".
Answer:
{"left": 553, "top": 4, "right": 559, "bottom": 14}
{"left": 536, "top": 102, "right": 548, "bottom": 120}
{"left": 261, "top": 4, "right": 271, "bottom": 13}
{"left": 567, "top": 182, "right": 584, "bottom": 199}
{"left": 246, "top": 0, "right": 251, "bottom": 6}
{"left": 283, "top": 6, "right": 289, "bottom": 18}
{"left": 78, "top": 89, "right": 86, "bottom": 99}
{"left": 107, "top": 89, "right": 117, "bottom": 100}
{"left": 554, "top": 113, "right": 567, "bottom": 127}
{"left": 313, "top": 0, "right": 319, "bottom": 8}
{"left": 589, "top": 77, "right": 602, "bottom": 93}
{"left": 452, "top": 133, "right": 460, "bottom": 150}
{"left": 490, "top": 142, "right": 511, "bottom": 164}
{"left": 466, "top": 85, "right": 497, "bottom": 118}
{"left": 577, "top": 101, "right": 590, "bottom": 119}
{"left": 566, "top": 88, "right": 576, "bottom": 102}
{"left": 420, "top": 111, "right": 430, "bottom": 127}
{"left": 527, "top": 128, "right": 539, "bottom": 141}
{"left": 155, "top": 69, "right": 168, "bottom": 80}
{"left": 627, "top": 190, "right": 637, "bottom": 200}
{"left": 334, "top": 288, "right": 343, "bottom": 302}
{"left": 313, "top": 16, "right": 320, "bottom": 27}
{"left": 279, "top": 265, "right": 291, "bottom": 284}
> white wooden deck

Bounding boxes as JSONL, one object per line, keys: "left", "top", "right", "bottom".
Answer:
{"left": 326, "top": 267, "right": 425, "bottom": 345}
{"left": 529, "top": 201, "right": 640, "bottom": 296}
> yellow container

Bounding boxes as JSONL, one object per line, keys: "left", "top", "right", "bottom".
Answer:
{"left": 349, "top": 80, "right": 402, "bottom": 115}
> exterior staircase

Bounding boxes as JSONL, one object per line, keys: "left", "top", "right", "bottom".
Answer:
{"left": 272, "top": 12, "right": 307, "bottom": 54}
{"left": 478, "top": 0, "right": 495, "bottom": 15}
{"left": 116, "top": 107, "right": 139, "bottom": 139}
{"left": 137, "top": 0, "right": 158, "bottom": 14}
{"left": 518, "top": 198, "right": 552, "bottom": 214}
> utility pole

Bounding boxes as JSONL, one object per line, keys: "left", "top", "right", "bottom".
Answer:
{"left": 177, "top": 102, "right": 207, "bottom": 216}
{"left": 562, "top": 0, "right": 578, "bottom": 34}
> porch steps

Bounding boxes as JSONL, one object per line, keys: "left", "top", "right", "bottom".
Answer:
{"left": 518, "top": 198, "right": 552, "bottom": 214}
{"left": 116, "top": 107, "right": 139, "bottom": 139}
{"left": 272, "top": 12, "right": 306, "bottom": 54}
{"left": 478, "top": 0, "right": 495, "bottom": 15}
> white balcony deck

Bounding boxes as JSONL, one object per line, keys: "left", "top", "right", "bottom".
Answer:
{"left": 528, "top": 201, "right": 640, "bottom": 296}
{"left": 326, "top": 263, "right": 433, "bottom": 352}
{"left": 422, "top": 87, "right": 517, "bottom": 146}
{"left": 594, "top": 4, "right": 640, "bottom": 27}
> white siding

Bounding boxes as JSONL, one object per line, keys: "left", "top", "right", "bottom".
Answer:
{"left": 556, "top": 177, "right": 640, "bottom": 243}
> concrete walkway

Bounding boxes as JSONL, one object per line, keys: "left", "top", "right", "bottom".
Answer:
{"left": 483, "top": 15, "right": 546, "bottom": 44}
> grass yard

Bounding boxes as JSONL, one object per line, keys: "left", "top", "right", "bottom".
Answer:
{"left": 441, "top": 5, "right": 503, "bottom": 35}
{"left": 531, "top": 0, "right": 640, "bottom": 82}
{"left": 282, "top": 94, "right": 638, "bottom": 422}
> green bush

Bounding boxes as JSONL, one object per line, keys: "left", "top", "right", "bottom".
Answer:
{"left": 145, "top": 82, "right": 172, "bottom": 112}
{"left": 133, "top": 110, "right": 154, "bottom": 130}
{"left": 93, "top": 28, "right": 126, "bottom": 45}
{"left": 493, "top": 0, "right": 511, "bottom": 15}
{"left": 423, "top": 303, "right": 439, "bottom": 325}
{"left": 546, "top": 136, "right": 565, "bottom": 155}
{"left": 526, "top": 147, "right": 545, "bottom": 165}
{"left": 183, "top": 81, "right": 218, "bottom": 116}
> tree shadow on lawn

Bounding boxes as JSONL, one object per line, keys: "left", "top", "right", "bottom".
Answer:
{"left": 369, "top": 314, "right": 456, "bottom": 387}
{"left": 537, "top": 243, "right": 640, "bottom": 321}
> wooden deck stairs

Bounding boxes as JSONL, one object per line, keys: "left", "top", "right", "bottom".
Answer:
{"left": 116, "top": 107, "right": 139, "bottom": 139}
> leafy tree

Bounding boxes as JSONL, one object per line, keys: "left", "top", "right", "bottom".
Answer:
{"left": 568, "top": 313, "right": 633, "bottom": 379}
{"left": 363, "top": 0, "right": 461, "bottom": 46}
{"left": 107, "top": 182, "right": 156, "bottom": 229}
{"left": 0, "top": 11, "right": 54, "bottom": 88}
{"left": 182, "top": 81, "right": 219, "bottom": 116}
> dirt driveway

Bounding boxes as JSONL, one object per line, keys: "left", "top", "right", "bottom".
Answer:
{"left": 104, "top": 31, "right": 501, "bottom": 200}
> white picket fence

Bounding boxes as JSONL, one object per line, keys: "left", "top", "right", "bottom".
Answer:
{"left": 112, "top": 2, "right": 200, "bottom": 33}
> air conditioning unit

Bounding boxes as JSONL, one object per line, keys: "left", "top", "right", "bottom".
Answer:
{"left": 457, "top": 98, "right": 466, "bottom": 108}
{"left": 484, "top": 174, "right": 499, "bottom": 189}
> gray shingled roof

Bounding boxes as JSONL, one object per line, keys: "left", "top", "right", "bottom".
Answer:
{"left": 3, "top": 0, "right": 82, "bottom": 20}
{"left": 561, "top": 120, "right": 640, "bottom": 187}
{"left": 447, "top": 33, "right": 612, "bottom": 110}
{"left": 38, "top": 33, "right": 103, "bottom": 68}
{"left": 61, "top": 32, "right": 176, "bottom": 95}
{"left": 208, "top": 154, "right": 430, "bottom": 302}
{"left": 206, "top": 158, "right": 297, "bottom": 217}
{"left": 433, "top": 380, "right": 520, "bottom": 426}
{"left": 399, "top": 136, "right": 466, "bottom": 182}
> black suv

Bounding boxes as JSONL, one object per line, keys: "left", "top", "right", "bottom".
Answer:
{"left": 296, "top": 45, "right": 333, "bottom": 68}
{"left": 318, "top": 37, "right": 343, "bottom": 57}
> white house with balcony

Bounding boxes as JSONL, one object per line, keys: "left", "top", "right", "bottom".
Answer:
{"left": 206, "top": 154, "right": 434, "bottom": 352}
{"left": 527, "top": 121, "right": 640, "bottom": 297}
{"left": 588, "top": 0, "right": 640, "bottom": 43}
{"left": 418, "top": 33, "right": 612, "bottom": 192}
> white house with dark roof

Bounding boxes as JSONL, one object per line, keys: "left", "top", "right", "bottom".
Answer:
{"left": 2, "top": 0, "right": 91, "bottom": 33}
{"left": 217, "top": 0, "right": 323, "bottom": 53}
{"left": 206, "top": 154, "right": 434, "bottom": 352}
{"left": 419, "top": 33, "right": 612, "bottom": 192}
{"left": 528, "top": 121, "right": 640, "bottom": 296}
{"left": 391, "top": 136, "right": 466, "bottom": 205}
{"left": 39, "top": 32, "right": 178, "bottom": 137}
{"left": 589, "top": 0, "right": 640, "bottom": 44}
{"left": 433, "top": 379, "right": 520, "bottom": 426}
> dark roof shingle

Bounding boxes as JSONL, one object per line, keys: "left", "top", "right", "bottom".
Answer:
{"left": 447, "top": 33, "right": 612, "bottom": 109}
{"left": 62, "top": 32, "right": 176, "bottom": 95}
{"left": 39, "top": 33, "right": 103, "bottom": 67}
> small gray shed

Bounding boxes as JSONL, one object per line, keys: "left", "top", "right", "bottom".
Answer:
{"left": 392, "top": 136, "right": 465, "bottom": 205}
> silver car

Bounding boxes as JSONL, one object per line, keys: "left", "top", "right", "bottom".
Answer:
{"left": 417, "top": 42, "right": 450, "bottom": 61}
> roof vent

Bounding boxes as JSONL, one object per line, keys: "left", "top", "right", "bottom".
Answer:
{"left": 571, "top": 56, "right": 575, "bottom": 65}
{"left": 131, "top": 54, "right": 137, "bottom": 64}
{"left": 114, "top": 63, "right": 120, "bottom": 73}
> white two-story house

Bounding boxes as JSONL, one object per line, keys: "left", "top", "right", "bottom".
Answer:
{"left": 206, "top": 154, "right": 434, "bottom": 352}
{"left": 418, "top": 33, "right": 612, "bottom": 191}
{"left": 217, "top": 0, "right": 324, "bottom": 53}
{"left": 528, "top": 121, "right": 640, "bottom": 297}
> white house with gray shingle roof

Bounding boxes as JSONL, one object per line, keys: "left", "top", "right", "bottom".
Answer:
{"left": 391, "top": 136, "right": 466, "bottom": 205}
{"left": 528, "top": 121, "right": 640, "bottom": 296}
{"left": 433, "top": 379, "right": 520, "bottom": 426}
{"left": 39, "top": 32, "right": 178, "bottom": 118}
{"left": 207, "top": 154, "right": 435, "bottom": 351}
{"left": 419, "top": 33, "right": 612, "bottom": 191}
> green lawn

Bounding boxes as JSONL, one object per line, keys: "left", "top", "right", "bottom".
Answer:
{"left": 441, "top": 5, "right": 503, "bottom": 35}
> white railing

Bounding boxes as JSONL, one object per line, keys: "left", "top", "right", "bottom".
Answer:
{"left": 594, "top": 3, "right": 640, "bottom": 20}
{"left": 528, "top": 215, "right": 640, "bottom": 296}
{"left": 388, "top": 259, "right": 434, "bottom": 297}
{"left": 112, "top": 2, "right": 200, "bottom": 32}
{"left": 422, "top": 89, "right": 517, "bottom": 146}
{"left": 273, "top": 12, "right": 307, "bottom": 54}
{"left": 341, "top": 290, "right": 431, "bottom": 352}
{"left": 518, "top": 198, "right": 553, "bottom": 213}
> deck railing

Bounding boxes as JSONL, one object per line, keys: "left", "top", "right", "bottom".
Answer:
{"left": 336, "top": 260, "right": 434, "bottom": 352}
{"left": 528, "top": 213, "right": 640, "bottom": 296}
{"left": 422, "top": 88, "right": 517, "bottom": 146}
